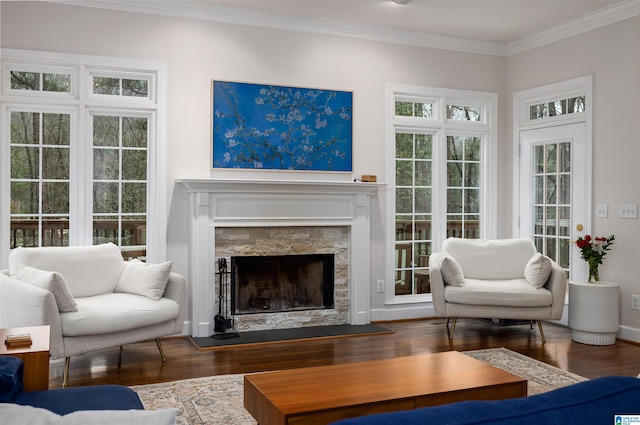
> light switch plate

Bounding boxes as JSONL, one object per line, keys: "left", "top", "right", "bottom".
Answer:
{"left": 595, "top": 204, "right": 608, "bottom": 218}
{"left": 619, "top": 204, "right": 638, "bottom": 219}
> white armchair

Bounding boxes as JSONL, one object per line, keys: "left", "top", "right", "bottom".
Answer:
{"left": 0, "top": 243, "right": 186, "bottom": 386}
{"left": 429, "top": 237, "right": 567, "bottom": 343}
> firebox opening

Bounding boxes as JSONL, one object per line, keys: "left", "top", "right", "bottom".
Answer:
{"left": 232, "top": 254, "right": 335, "bottom": 315}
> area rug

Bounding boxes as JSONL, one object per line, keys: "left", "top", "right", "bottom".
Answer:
{"left": 131, "top": 347, "right": 587, "bottom": 425}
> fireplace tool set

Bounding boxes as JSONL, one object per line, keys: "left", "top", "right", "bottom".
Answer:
{"left": 213, "top": 258, "right": 239, "bottom": 339}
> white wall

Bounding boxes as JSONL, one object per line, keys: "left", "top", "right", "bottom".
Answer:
{"left": 507, "top": 17, "right": 640, "bottom": 340}
{"left": 2, "top": 3, "right": 638, "bottom": 339}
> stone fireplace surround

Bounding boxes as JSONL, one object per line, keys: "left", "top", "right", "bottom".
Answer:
{"left": 177, "top": 179, "right": 381, "bottom": 337}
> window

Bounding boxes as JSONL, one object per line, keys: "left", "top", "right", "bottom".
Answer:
{"left": 9, "top": 109, "right": 73, "bottom": 247}
{"left": 1, "top": 50, "right": 166, "bottom": 265}
{"left": 92, "top": 113, "right": 149, "bottom": 255}
{"left": 388, "top": 85, "right": 497, "bottom": 299}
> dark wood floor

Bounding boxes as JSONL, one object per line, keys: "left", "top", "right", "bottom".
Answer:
{"left": 49, "top": 318, "right": 640, "bottom": 389}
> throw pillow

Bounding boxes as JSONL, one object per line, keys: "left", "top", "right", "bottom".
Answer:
{"left": 0, "top": 404, "right": 176, "bottom": 425}
{"left": 439, "top": 252, "right": 465, "bottom": 286}
{"left": 16, "top": 264, "right": 78, "bottom": 313}
{"left": 524, "top": 253, "right": 552, "bottom": 289}
{"left": 115, "top": 259, "right": 172, "bottom": 301}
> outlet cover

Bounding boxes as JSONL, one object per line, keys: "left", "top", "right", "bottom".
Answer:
{"left": 632, "top": 295, "right": 640, "bottom": 310}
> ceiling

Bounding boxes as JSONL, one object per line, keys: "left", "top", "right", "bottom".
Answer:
{"left": 52, "top": 0, "right": 638, "bottom": 55}
{"left": 202, "top": 0, "right": 624, "bottom": 42}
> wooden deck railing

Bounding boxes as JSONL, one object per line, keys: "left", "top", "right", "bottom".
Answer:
{"left": 10, "top": 219, "right": 146, "bottom": 259}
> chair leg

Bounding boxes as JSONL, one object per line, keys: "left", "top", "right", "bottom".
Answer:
{"left": 446, "top": 317, "right": 457, "bottom": 341}
{"left": 63, "top": 357, "right": 70, "bottom": 388}
{"left": 537, "top": 320, "right": 546, "bottom": 343}
{"left": 156, "top": 338, "right": 167, "bottom": 362}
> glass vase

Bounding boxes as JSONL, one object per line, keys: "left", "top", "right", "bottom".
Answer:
{"left": 588, "top": 263, "right": 599, "bottom": 283}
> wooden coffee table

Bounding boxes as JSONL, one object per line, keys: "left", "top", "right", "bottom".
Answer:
{"left": 244, "top": 351, "right": 526, "bottom": 425}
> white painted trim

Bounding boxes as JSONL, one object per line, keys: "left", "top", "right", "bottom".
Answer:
{"left": 48, "top": 0, "right": 640, "bottom": 57}
{"left": 512, "top": 75, "right": 593, "bottom": 238}
{"left": 507, "top": 0, "right": 640, "bottom": 55}
{"left": 618, "top": 325, "right": 640, "bottom": 344}
{"left": 385, "top": 84, "right": 498, "bottom": 306}
{"left": 177, "top": 179, "right": 381, "bottom": 337}
{"left": 0, "top": 49, "right": 168, "bottom": 263}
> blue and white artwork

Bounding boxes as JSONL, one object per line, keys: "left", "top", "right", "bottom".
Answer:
{"left": 212, "top": 81, "right": 352, "bottom": 171}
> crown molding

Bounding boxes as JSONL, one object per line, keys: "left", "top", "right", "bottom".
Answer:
{"left": 507, "top": 0, "right": 640, "bottom": 55}
{"left": 50, "top": 0, "right": 638, "bottom": 57}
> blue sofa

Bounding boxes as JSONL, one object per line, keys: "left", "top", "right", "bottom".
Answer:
{"left": 331, "top": 376, "right": 640, "bottom": 425}
{"left": 1, "top": 356, "right": 142, "bottom": 413}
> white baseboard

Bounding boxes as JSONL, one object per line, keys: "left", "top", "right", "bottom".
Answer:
{"left": 618, "top": 325, "right": 640, "bottom": 344}
{"left": 371, "top": 302, "right": 640, "bottom": 344}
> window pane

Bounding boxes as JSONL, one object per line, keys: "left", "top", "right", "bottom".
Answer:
{"left": 122, "top": 183, "right": 146, "bottom": 213}
{"left": 94, "top": 149, "right": 119, "bottom": 180}
{"left": 396, "top": 188, "right": 412, "bottom": 214}
{"left": 395, "top": 101, "right": 432, "bottom": 118}
{"left": 558, "top": 174, "right": 570, "bottom": 204}
{"left": 11, "top": 71, "right": 39, "bottom": 90}
{"left": 42, "top": 218, "right": 69, "bottom": 247}
{"left": 546, "top": 175, "right": 557, "bottom": 204}
{"left": 559, "top": 142, "right": 571, "bottom": 172}
{"left": 11, "top": 216, "right": 39, "bottom": 248}
{"left": 11, "top": 112, "right": 39, "bottom": 145}
{"left": 464, "top": 137, "right": 480, "bottom": 161}
{"left": 43, "top": 113, "right": 70, "bottom": 146}
{"left": 533, "top": 145, "right": 544, "bottom": 173}
{"left": 465, "top": 163, "right": 480, "bottom": 187}
{"left": 93, "top": 182, "right": 119, "bottom": 214}
{"left": 10, "top": 182, "right": 39, "bottom": 214}
{"left": 395, "top": 216, "right": 412, "bottom": 241}
{"left": 42, "top": 182, "right": 69, "bottom": 214}
{"left": 569, "top": 96, "right": 585, "bottom": 113}
{"left": 414, "top": 161, "right": 430, "bottom": 186}
{"left": 122, "top": 216, "right": 146, "bottom": 246}
{"left": 396, "top": 133, "right": 413, "bottom": 158}
{"left": 447, "top": 105, "right": 481, "bottom": 121}
{"left": 43, "top": 73, "right": 71, "bottom": 92}
{"left": 559, "top": 206, "right": 570, "bottom": 237}
{"left": 415, "top": 188, "right": 430, "bottom": 214}
{"left": 396, "top": 160, "right": 413, "bottom": 186}
{"left": 415, "top": 215, "right": 431, "bottom": 241}
{"left": 122, "top": 79, "right": 149, "bottom": 97}
{"left": 447, "top": 136, "right": 464, "bottom": 160}
{"left": 122, "top": 117, "right": 147, "bottom": 147}
{"left": 546, "top": 206, "right": 556, "bottom": 235}
{"left": 93, "top": 116, "right": 119, "bottom": 147}
{"left": 93, "top": 216, "right": 119, "bottom": 245}
{"left": 447, "top": 162, "right": 462, "bottom": 186}
{"left": 464, "top": 189, "right": 480, "bottom": 214}
{"left": 414, "top": 134, "right": 432, "bottom": 159}
{"left": 448, "top": 188, "right": 462, "bottom": 213}
{"left": 42, "top": 147, "right": 69, "bottom": 179}
{"left": 447, "top": 215, "right": 462, "bottom": 238}
{"left": 122, "top": 150, "right": 147, "bottom": 180}
{"left": 546, "top": 144, "right": 557, "bottom": 173}
{"left": 11, "top": 146, "right": 39, "bottom": 179}
{"left": 533, "top": 175, "right": 543, "bottom": 204}
{"left": 93, "top": 77, "right": 120, "bottom": 95}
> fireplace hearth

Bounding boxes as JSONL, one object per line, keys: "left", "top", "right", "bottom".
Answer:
{"left": 232, "top": 254, "right": 335, "bottom": 314}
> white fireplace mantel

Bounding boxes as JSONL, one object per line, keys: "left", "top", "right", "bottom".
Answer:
{"left": 177, "top": 178, "right": 383, "bottom": 337}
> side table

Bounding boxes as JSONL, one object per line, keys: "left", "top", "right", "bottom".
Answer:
{"left": 0, "top": 325, "right": 50, "bottom": 391}
{"left": 568, "top": 281, "right": 619, "bottom": 345}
